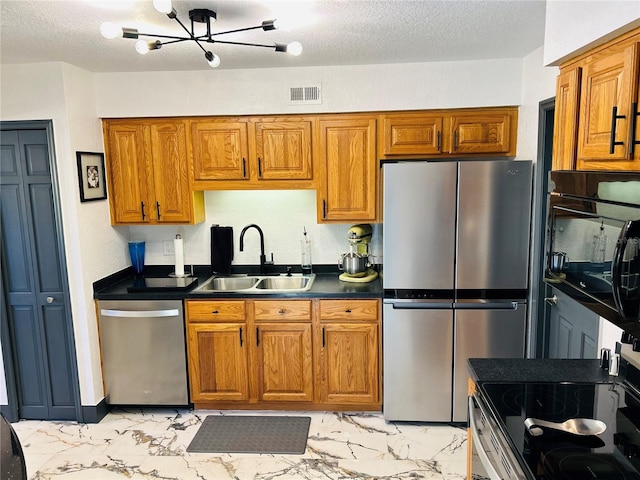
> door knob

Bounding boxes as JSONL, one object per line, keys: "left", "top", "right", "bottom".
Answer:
{"left": 544, "top": 295, "right": 558, "bottom": 306}
{"left": 46, "top": 297, "right": 54, "bottom": 304}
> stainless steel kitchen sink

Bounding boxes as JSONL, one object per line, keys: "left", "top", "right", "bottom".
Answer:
{"left": 203, "top": 276, "right": 260, "bottom": 291}
{"left": 255, "top": 276, "right": 311, "bottom": 290}
{"left": 193, "top": 274, "right": 315, "bottom": 293}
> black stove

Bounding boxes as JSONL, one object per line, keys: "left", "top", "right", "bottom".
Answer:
{"left": 477, "top": 380, "right": 640, "bottom": 479}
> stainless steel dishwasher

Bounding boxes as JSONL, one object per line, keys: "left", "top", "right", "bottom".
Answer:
{"left": 97, "top": 299, "right": 189, "bottom": 406}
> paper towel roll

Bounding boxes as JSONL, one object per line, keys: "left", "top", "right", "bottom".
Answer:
{"left": 174, "top": 235, "right": 185, "bottom": 276}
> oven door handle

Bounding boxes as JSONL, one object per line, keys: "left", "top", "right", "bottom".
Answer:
{"left": 468, "top": 396, "right": 503, "bottom": 480}
{"left": 612, "top": 220, "right": 635, "bottom": 317}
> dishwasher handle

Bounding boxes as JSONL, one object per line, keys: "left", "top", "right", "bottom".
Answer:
{"left": 100, "top": 309, "right": 180, "bottom": 318}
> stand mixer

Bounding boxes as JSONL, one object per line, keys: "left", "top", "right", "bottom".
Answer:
{"left": 338, "top": 224, "right": 378, "bottom": 283}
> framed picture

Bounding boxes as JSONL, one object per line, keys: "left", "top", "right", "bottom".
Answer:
{"left": 76, "top": 151, "right": 107, "bottom": 202}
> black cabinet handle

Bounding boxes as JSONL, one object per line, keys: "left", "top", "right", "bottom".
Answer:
{"left": 610, "top": 106, "right": 626, "bottom": 154}
{"left": 256, "top": 327, "right": 259, "bottom": 346}
{"left": 141, "top": 201, "right": 146, "bottom": 220}
{"left": 156, "top": 201, "right": 161, "bottom": 220}
{"left": 211, "top": 310, "right": 219, "bottom": 314}
{"left": 239, "top": 327, "right": 243, "bottom": 347}
{"left": 258, "top": 157, "right": 262, "bottom": 177}
{"left": 437, "top": 131, "right": 442, "bottom": 152}
{"left": 242, "top": 157, "right": 247, "bottom": 178}
{"left": 322, "top": 327, "right": 325, "bottom": 348}
{"left": 630, "top": 102, "right": 639, "bottom": 156}
{"left": 323, "top": 200, "right": 327, "bottom": 219}
{"left": 345, "top": 309, "right": 352, "bottom": 313}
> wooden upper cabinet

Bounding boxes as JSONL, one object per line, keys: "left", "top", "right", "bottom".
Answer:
{"left": 577, "top": 42, "right": 639, "bottom": 170}
{"left": 316, "top": 116, "right": 377, "bottom": 222}
{"left": 449, "top": 110, "right": 515, "bottom": 155}
{"left": 189, "top": 117, "right": 314, "bottom": 189}
{"left": 103, "top": 119, "right": 204, "bottom": 225}
{"left": 553, "top": 28, "right": 640, "bottom": 171}
{"left": 253, "top": 119, "right": 312, "bottom": 180}
{"left": 190, "top": 119, "right": 249, "bottom": 182}
{"left": 552, "top": 68, "right": 581, "bottom": 170}
{"left": 104, "top": 122, "right": 150, "bottom": 224}
{"left": 382, "top": 114, "right": 444, "bottom": 155}
{"left": 148, "top": 122, "right": 195, "bottom": 223}
{"left": 380, "top": 108, "right": 517, "bottom": 158}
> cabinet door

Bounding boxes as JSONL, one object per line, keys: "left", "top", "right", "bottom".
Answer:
{"left": 382, "top": 114, "right": 444, "bottom": 155}
{"left": 449, "top": 111, "right": 514, "bottom": 155}
{"left": 187, "top": 323, "right": 249, "bottom": 402}
{"left": 547, "top": 288, "right": 599, "bottom": 359}
{"left": 552, "top": 68, "right": 581, "bottom": 170}
{"left": 320, "top": 323, "right": 378, "bottom": 404}
{"left": 104, "top": 122, "right": 150, "bottom": 224}
{"left": 577, "top": 44, "right": 638, "bottom": 169}
{"left": 148, "top": 121, "right": 193, "bottom": 223}
{"left": 190, "top": 120, "right": 249, "bottom": 182}
{"left": 253, "top": 120, "right": 312, "bottom": 180}
{"left": 317, "top": 117, "right": 377, "bottom": 222}
{"left": 254, "top": 322, "right": 313, "bottom": 402}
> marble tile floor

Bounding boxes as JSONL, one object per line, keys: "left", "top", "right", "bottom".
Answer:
{"left": 10, "top": 409, "right": 476, "bottom": 480}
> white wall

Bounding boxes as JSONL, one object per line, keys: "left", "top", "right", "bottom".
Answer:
{"left": 544, "top": 0, "right": 640, "bottom": 66}
{"left": 95, "top": 59, "right": 523, "bottom": 117}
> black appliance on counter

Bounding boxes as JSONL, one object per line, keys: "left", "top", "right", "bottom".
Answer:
{"left": 470, "top": 356, "right": 640, "bottom": 479}
{"left": 546, "top": 170, "right": 640, "bottom": 332}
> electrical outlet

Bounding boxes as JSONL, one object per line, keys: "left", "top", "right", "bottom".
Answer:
{"left": 163, "top": 240, "right": 175, "bottom": 256}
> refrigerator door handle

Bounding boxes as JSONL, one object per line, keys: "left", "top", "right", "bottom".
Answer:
{"left": 453, "top": 301, "right": 519, "bottom": 310}
{"left": 386, "top": 301, "right": 453, "bottom": 309}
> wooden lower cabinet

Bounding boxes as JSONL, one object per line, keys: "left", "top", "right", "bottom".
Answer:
{"left": 186, "top": 298, "right": 381, "bottom": 410}
{"left": 317, "top": 299, "right": 380, "bottom": 406}
{"left": 254, "top": 322, "right": 313, "bottom": 402}
{"left": 187, "top": 322, "right": 249, "bottom": 402}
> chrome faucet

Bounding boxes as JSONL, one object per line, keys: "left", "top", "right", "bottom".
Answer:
{"left": 239, "top": 224, "right": 273, "bottom": 274}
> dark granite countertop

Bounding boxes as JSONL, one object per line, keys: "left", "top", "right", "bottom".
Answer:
{"left": 93, "top": 265, "right": 382, "bottom": 301}
{"left": 467, "top": 358, "right": 614, "bottom": 385}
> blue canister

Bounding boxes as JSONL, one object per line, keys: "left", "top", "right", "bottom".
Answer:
{"left": 128, "top": 241, "right": 145, "bottom": 275}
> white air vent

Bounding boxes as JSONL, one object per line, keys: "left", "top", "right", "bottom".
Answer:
{"left": 289, "top": 84, "right": 322, "bottom": 105}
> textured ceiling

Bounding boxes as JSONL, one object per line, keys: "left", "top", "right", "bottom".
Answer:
{"left": 0, "top": 0, "right": 547, "bottom": 72}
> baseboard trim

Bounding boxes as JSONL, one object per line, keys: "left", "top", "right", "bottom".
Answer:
{"left": 82, "top": 399, "right": 110, "bottom": 424}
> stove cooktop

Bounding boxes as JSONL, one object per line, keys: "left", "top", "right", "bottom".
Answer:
{"left": 480, "top": 381, "right": 640, "bottom": 479}
{"left": 126, "top": 276, "right": 198, "bottom": 292}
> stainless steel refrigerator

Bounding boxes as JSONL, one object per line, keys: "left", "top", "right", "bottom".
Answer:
{"left": 382, "top": 160, "right": 532, "bottom": 422}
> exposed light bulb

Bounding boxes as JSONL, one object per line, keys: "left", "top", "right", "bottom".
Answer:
{"left": 135, "top": 40, "right": 150, "bottom": 55}
{"left": 100, "top": 22, "right": 122, "bottom": 39}
{"left": 153, "top": 0, "right": 173, "bottom": 14}
{"left": 205, "top": 51, "right": 220, "bottom": 68}
{"left": 287, "top": 41, "right": 303, "bottom": 56}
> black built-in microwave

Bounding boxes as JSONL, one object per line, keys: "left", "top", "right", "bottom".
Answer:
{"left": 546, "top": 170, "right": 640, "bottom": 334}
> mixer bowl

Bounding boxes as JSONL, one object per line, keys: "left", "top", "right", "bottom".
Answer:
{"left": 339, "top": 252, "right": 369, "bottom": 276}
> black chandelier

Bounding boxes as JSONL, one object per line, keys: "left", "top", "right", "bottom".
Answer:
{"left": 100, "top": 0, "right": 302, "bottom": 68}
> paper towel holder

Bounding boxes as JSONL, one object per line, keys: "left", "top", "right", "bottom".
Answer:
{"left": 169, "top": 233, "right": 191, "bottom": 278}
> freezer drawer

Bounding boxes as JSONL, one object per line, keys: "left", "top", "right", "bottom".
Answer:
{"left": 383, "top": 302, "right": 453, "bottom": 421}
{"left": 452, "top": 304, "right": 526, "bottom": 422}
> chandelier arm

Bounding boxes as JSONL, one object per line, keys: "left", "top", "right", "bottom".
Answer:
{"left": 208, "top": 39, "right": 276, "bottom": 49}
{"left": 136, "top": 32, "right": 191, "bottom": 41}
{"left": 172, "top": 15, "right": 196, "bottom": 39}
{"left": 208, "top": 25, "right": 264, "bottom": 37}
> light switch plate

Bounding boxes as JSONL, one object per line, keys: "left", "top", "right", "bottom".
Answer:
{"left": 163, "top": 240, "right": 175, "bottom": 256}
